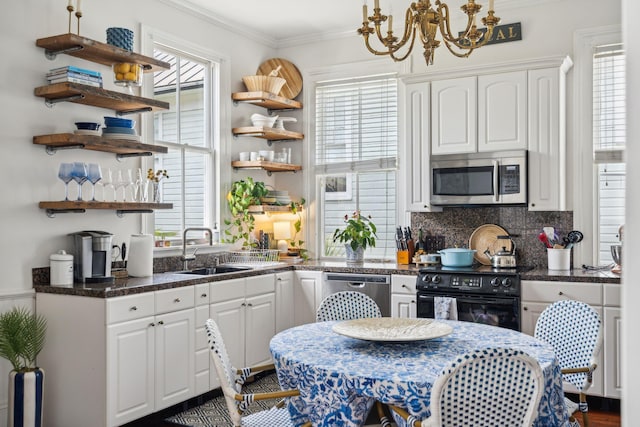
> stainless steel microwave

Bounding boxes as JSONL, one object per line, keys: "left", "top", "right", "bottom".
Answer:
{"left": 430, "top": 150, "right": 528, "bottom": 206}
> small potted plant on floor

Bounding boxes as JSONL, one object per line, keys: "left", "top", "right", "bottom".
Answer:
{"left": 332, "top": 211, "right": 377, "bottom": 263}
{"left": 0, "top": 307, "right": 47, "bottom": 427}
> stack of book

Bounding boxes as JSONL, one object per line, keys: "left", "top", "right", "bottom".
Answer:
{"left": 46, "top": 66, "right": 103, "bottom": 88}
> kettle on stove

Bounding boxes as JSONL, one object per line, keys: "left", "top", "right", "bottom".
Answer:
{"left": 484, "top": 235, "right": 517, "bottom": 268}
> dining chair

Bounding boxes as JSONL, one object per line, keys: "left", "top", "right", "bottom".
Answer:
{"left": 316, "top": 291, "right": 382, "bottom": 322}
{"left": 387, "top": 347, "right": 545, "bottom": 427}
{"left": 534, "top": 299, "right": 603, "bottom": 427}
{"left": 205, "top": 319, "right": 311, "bottom": 427}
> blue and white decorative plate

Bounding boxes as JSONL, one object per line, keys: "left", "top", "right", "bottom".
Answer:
{"left": 332, "top": 317, "right": 453, "bottom": 342}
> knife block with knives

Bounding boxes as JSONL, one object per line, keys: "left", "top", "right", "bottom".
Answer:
{"left": 396, "top": 226, "right": 415, "bottom": 265}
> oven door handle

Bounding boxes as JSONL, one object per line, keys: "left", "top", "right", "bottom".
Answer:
{"left": 418, "top": 295, "right": 517, "bottom": 306}
{"left": 493, "top": 160, "right": 499, "bottom": 202}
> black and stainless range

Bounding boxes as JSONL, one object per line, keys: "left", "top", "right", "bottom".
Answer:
{"left": 416, "top": 265, "right": 532, "bottom": 331}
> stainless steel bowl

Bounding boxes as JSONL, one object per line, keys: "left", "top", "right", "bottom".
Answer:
{"left": 611, "top": 245, "right": 622, "bottom": 265}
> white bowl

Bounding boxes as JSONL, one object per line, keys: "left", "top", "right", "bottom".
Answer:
{"left": 251, "top": 113, "right": 278, "bottom": 128}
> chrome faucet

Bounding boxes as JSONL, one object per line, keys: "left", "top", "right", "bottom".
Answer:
{"left": 181, "top": 227, "right": 213, "bottom": 270}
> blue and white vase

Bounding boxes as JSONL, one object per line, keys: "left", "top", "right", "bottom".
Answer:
{"left": 7, "top": 368, "right": 44, "bottom": 427}
{"left": 345, "top": 244, "right": 364, "bottom": 264}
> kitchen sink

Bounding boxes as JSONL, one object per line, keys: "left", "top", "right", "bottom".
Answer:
{"left": 178, "top": 265, "right": 252, "bottom": 275}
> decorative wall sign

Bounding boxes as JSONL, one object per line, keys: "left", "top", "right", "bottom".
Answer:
{"left": 459, "top": 22, "right": 522, "bottom": 47}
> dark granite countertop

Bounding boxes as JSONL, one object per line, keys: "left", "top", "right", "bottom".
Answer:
{"left": 34, "top": 260, "right": 620, "bottom": 298}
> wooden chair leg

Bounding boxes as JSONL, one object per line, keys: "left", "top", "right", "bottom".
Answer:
{"left": 580, "top": 392, "right": 589, "bottom": 427}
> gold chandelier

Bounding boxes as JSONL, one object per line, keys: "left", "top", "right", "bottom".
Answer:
{"left": 358, "top": 0, "right": 500, "bottom": 65}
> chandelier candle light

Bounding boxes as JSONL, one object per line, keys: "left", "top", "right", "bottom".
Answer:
{"left": 358, "top": 0, "right": 500, "bottom": 65}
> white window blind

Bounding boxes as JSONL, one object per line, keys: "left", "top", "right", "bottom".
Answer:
{"left": 593, "top": 44, "right": 625, "bottom": 163}
{"left": 593, "top": 43, "right": 625, "bottom": 263}
{"left": 315, "top": 76, "right": 398, "bottom": 260}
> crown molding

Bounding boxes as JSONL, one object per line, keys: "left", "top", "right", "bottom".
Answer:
{"left": 158, "top": 0, "right": 278, "bottom": 48}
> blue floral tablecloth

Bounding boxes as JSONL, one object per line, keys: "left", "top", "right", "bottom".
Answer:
{"left": 270, "top": 320, "right": 569, "bottom": 427}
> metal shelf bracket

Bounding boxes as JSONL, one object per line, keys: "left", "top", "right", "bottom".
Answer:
{"left": 116, "top": 209, "right": 154, "bottom": 218}
{"left": 116, "top": 152, "right": 153, "bottom": 161}
{"left": 116, "top": 107, "right": 153, "bottom": 116}
{"left": 44, "top": 94, "right": 85, "bottom": 108}
{"left": 46, "top": 208, "right": 86, "bottom": 218}
{"left": 44, "top": 45, "right": 84, "bottom": 60}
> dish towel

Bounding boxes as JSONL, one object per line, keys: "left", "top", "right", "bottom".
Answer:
{"left": 434, "top": 297, "right": 458, "bottom": 320}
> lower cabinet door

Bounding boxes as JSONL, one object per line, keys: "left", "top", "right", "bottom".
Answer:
{"left": 155, "top": 308, "right": 195, "bottom": 410}
{"left": 391, "top": 294, "right": 417, "bottom": 318}
{"left": 107, "top": 316, "right": 155, "bottom": 427}
{"left": 245, "top": 292, "right": 276, "bottom": 367}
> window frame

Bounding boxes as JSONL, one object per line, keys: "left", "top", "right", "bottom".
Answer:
{"left": 304, "top": 59, "right": 407, "bottom": 260}
{"left": 573, "top": 25, "right": 623, "bottom": 266}
{"left": 140, "top": 26, "right": 230, "bottom": 254}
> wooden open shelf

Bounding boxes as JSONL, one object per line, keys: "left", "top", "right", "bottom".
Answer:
{"left": 248, "top": 205, "right": 292, "bottom": 214}
{"left": 231, "top": 160, "right": 302, "bottom": 174}
{"left": 232, "top": 126, "right": 303, "bottom": 142}
{"left": 39, "top": 201, "right": 173, "bottom": 217}
{"left": 34, "top": 82, "right": 170, "bottom": 115}
{"left": 232, "top": 92, "right": 302, "bottom": 111}
{"left": 33, "top": 133, "right": 167, "bottom": 158}
{"left": 36, "top": 33, "right": 171, "bottom": 72}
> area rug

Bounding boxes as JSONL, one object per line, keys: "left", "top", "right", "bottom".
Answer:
{"left": 166, "top": 373, "right": 281, "bottom": 427}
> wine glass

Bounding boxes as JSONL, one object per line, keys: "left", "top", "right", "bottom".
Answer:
{"left": 115, "top": 170, "right": 127, "bottom": 202}
{"left": 134, "top": 168, "right": 144, "bottom": 202}
{"left": 70, "top": 162, "right": 88, "bottom": 201}
{"left": 58, "top": 163, "right": 74, "bottom": 201}
{"left": 124, "top": 169, "right": 135, "bottom": 202}
{"left": 101, "top": 168, "right": 114, "bottom": 202}
{"left": 86, "top": 163, "right": 103, "bottom": 201}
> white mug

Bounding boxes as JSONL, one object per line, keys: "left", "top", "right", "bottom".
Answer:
{"left": 239, "top": 151, "right": 250, "bottom": 161}
{"left": 250, "top": 152, "right": 259, "bottom": 161}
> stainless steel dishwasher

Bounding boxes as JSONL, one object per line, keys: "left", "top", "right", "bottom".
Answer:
{"left": 322, "top": 272, "right": 391, "bottom": 317}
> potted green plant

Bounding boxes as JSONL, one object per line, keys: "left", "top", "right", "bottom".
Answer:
{"left": 0, "top": 307, "right": 47, "bottom": 427}
{"left": 332, "top": 211, "right": 377, "bottom": 263}
{"left": 287, "top": 199, "right": 308, "bottom": 260}
{"left": 224, "top": 178, "right": 268, "bottom": 247}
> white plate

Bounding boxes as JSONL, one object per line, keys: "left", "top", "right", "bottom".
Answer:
{"left": 102, "top": 134, "right": 142, "bottom": 141}
{"left": 74, "top": 129, "right": 101, "bottom": 136}
{"left": 332, "top": 318, "right": 453, "bottom": 342}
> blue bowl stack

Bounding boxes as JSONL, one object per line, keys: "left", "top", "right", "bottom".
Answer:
{"left": 103, "top": 116, "right": 139, "bottom": 140}
{"left": 106, "top": 27, "right": 134, "bottom": 51}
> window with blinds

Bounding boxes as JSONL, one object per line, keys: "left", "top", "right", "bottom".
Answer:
{"left": 315, "top": 76, "right": 398, "bottom": 260}
{"left": 593, "top": 43, "right": 625, "bottom": 263}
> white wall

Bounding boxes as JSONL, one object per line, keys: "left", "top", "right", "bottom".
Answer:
{"left": 0, "top": 0, "right": 275, "bottom": 295}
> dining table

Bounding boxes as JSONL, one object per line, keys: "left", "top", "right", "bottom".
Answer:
{"left": 270, "top": 319, "right": 570, "bottom": 427}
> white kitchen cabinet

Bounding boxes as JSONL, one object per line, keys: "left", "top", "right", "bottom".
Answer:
{"left": 527, "top": 58, "right": 572, "bottom": 211}
{"left": 603, "top": 284, "right": 622, "bottom": 398}
{"left": 36, "top": 287, "right": 196, "bottom": 427}
{"left": 209, "top": 274, "right": 276, "bottom": 380}
{"left": 275, "top": 271, "right": 295, "bottom": 332}
{"left": 478, "top": 71, "right": 527, "bottom": 152}
{"left": 404, "top": 82, "right": 440, "bottom": 212}
{"left": 521, "top": 280, "right": 604, "bottom": 397}
{"left": 194, "top": 283, "right": 211, "bottom": 395}
{"left": 391, "top": 275, "right": 417, "bottom": 318}
{"left": 431, "top": 76, "right": 477, "bottom": 155}
{"left": 293, "top": 270, "right": 323, "bottom": 325}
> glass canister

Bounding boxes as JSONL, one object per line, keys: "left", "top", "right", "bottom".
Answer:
{"left": 50, "top": 250, "right": 74, "bottom": 287}
{"left": 113, "top": 63, "right": 142, "bottom": 87}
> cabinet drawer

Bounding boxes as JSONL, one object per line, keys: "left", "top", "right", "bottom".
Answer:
{"left": 603, "top": 284, "right": 621, "bottom": 307}
{"left": 195, "top": 283, "right": 210, "bottom": 306}
{"left": 155, "top": 287, "right": 195, "bottom": 314}
{"left": 521, "top": 281, "right": 602, "bottom": 305}
{"left": 246, "top": 274, "right": 275, "bottom": 297}
{"left": 107, "top": 293, "right": 155, "bottom": 324}
{"left": 391, "top": 275, "right": 417, "bottom": 294}
{"left": 210, "top": 278, "right": 245, "bottom": 303}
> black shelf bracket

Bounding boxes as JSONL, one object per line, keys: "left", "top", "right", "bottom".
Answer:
{"left": 46, "top": 208, "right": 86, "bottom": 218}
{"left": 116, "top": 209, "right": 154, "bottom": 218}
{"left": 267, "top": 108, "right": 295, "bottom": 116}
{"left": 116, "top": 152, "right": 153, "bottom": 161}
{"left": 45, "top": 144, "right": 86, "bottom": 155}
{"left": 44, "top": 45, "right": 84, "bottom": 60}
{"left": 44, "top": 94, "right": 85, "bottom": 108}
{"left": 116, "top": 107, "right": 152, "bottom": 116}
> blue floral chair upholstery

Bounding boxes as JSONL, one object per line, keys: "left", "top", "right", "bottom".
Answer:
{"left": 205, "top": 319, "right": 310, "bottom": 427}
{"left": 534, "top": 299, "right": 603, "bottom": 427}
{"left": 388, "top": 347, "right": 545, "bottom": 427}
{"left": 316, "top": 291, "right": 382, "bottom": 322}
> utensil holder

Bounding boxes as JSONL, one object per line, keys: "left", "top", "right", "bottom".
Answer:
{"left": 397, "top": 250, "right": 409, "bottom": 265}
{"left": 547, "top": 248, "right": 571, "bottom": 270}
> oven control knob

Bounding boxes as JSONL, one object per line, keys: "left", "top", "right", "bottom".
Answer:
{"left": 431, "top": 275, "right": 441, "bottom": 284}
{"left": 490, "top": 278, "right": 501, "bottom": 287}
{"left": 502, "top": 278, "right": 512, "bottom": 288}
{"left": 421, "top": 275, "right": 430, "bottom": 284}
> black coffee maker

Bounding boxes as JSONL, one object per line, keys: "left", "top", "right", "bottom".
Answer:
{"left": 70, "top": 231, "right": 115, "bottom": 283}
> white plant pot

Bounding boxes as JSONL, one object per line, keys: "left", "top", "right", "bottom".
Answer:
{"left": 345, "top": 244, "right": 364, "bottom": 264}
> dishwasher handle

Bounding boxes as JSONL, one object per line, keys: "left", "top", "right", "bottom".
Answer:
{"left": 347, "top": 282, "right": 365, "bottom": 288}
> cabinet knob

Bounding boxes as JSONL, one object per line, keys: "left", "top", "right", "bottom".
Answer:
{"left": 402, "top": 284, "right": 408, "bottom": 289}
{"left": 130, "top": 306, "right": 138, "bottom": 311}
{"left": 277, "top": 277, "right": 282, "bottom": 281}
{"left": 247, "top": 303, "right": 253, "bottom": 307}
{"left": 174, "top": 298, "right": 181, "bottom": 303}
{"left": 158, "top": 320, "right": 164, "bottom": 325}
{"left": 241, "top": 302, "right": 246, "bottom": 307}
{"left": 201, "top": 293, "right": 208, "bottom": 298}
{"left": 531, "top": 203, "right": 536, "bottom": 207}
{"left": 523, "top": 306, "right": 528, "bottom": 311}
{"left": 149, "top": 322, "right": 155, "bottom": 327}
{"left": 558, "top": 291, "right": 564, "bottom": 296}
{"left": 411, "top": 300, "right": 415, "bottom": 304}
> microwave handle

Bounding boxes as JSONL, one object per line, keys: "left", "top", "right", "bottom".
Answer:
{"left": 493, "top": 160, "right": 499, "bottom": 202}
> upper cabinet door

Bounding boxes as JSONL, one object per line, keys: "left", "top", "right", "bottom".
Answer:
{"left": 478, "top": 71, "right": 527, "bottom": 152}
{"left": 431, "top": 76, "right": 477, "bottom": 155}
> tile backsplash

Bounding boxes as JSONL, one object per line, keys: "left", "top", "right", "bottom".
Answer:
{"left": 411, "top": 207, "right": 573, "bottom": 268}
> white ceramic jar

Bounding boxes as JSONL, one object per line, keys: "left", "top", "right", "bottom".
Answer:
{"left": 50, "top": 250, "right": 74, "bottom": 287}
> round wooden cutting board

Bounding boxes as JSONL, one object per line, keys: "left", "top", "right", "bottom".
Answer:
{"left": 257, "top": 58, "right": 303, "bottom": 100}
